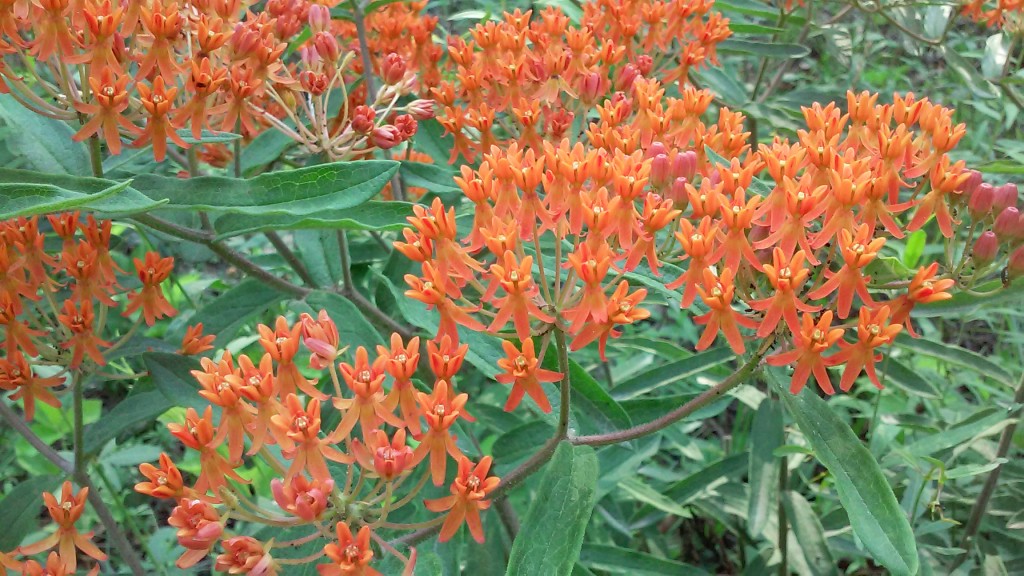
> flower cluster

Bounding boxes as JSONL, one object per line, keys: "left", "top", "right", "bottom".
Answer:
{"left": 0, "top": 212, "right": 178, "bottom": 420}
{"left": 0, "top": 0, "right": 439, "bottom": 162}
{"left": 1, "top": 482, "right": 106, "bottom": 575}
{"left": 961, "top": 0, "right": 1023, "bottom": 28}
{"left": 398, "top": 1, "right": 1015, "bottom": 405}
{"left": 137, "top": 313, "right": 499, "bottom": 573}
{"left": 432, "top": 1, "right": 731, "bottom": 163}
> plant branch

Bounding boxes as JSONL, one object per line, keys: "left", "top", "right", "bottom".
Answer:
{"left": 570, "top": 339, "right": 773, "bottom": 447}
{"left": 264, "top": 231, "right": 319, "bottom": 287}
{"left": 0, "top": 401, "right": 146, "bottom": 576}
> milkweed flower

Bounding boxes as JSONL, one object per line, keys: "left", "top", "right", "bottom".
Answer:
{"left": 767, "top": 312, "right": 845, "bottom": 395}
{"left": 318, "top": 523, "right": 380, "bottom": 576}
{"left": 18, "top": 482, "right": 108, "bottom": 572}
{"left": 424, "top": 456, "right": 500, "bottom": 543}
{"left": 496, "top": 338, "right": 562, "bottom": 413}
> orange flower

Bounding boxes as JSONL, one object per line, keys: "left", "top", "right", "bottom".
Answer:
{"left": 215, "top": 537, "right": 277, "bottom": 576}
{"left": 193, "top": 352, "right": 251, "bottom": 464}
{"left": 424, "top": 455, "right": 500, "bottom": 543}
{"left": 889, "top": 262, "right": 954, "bottom": 336}
{"left": 72, "top": 67, "right": 138, "bottom": 155}
{"left": 351, "top": 428, "right": 414, "bottom": 481}
{"left": 427, "top": 335, "right": 468, "bottom": 380}
{"left": 318, "top": 523, "right": 380, "bottom": 576}
{"left": 19, "top": 552, "right": 99, "bottom": 576}
{"left": 831, "top": 306, "right": 902, "bottom": 391}
{"left": 806, "top": 224, "right": 885, "bottom": 319}
{"left": 179, "top": 323, "right": 215, "bottom": 355}
{"left": 168, "top": 498, "right": 224, "bottom": 569}
{"left": 124, "top": 251, "right": 176, "bottom": 325}
{"left": 496, "top": 338, "right": 562, "bottom": 413}
{"left": 300, "top": 310, "right": 343, "bottom": 371}
{"left": 694, "top": 268, "right": 758, "bottom": 354}
{"left": 271, "top": 476, "right": 334, "bottom": 522}
{"left": 270, "top": 394, "right": 351, "bottom": 482}
{"left": 379, "top": 334, "right": 421, "bottom": 432}
{"left": 413, "top": 379, "right": 472, "bottom": 485}
{"left": 258, "top": 316, "right": 327, "bottom": 400}
{"left": 333, "top": 346, "right": 404, "bottom": 439}
{"left": 0, "top": 353, "right": 63, "bottom": 421}
{"left": 57, "top": 299, "right": 110, "bottom": 369}
{"left": 19, "top": 482, "right": 108, "bottom": 573}
{"left": 570, "top": 280, "right": 650, "bottom": 360}
{"left": 134, "top": 76, "right": 189, "bottom": 162}
{"left": 767, "top": 311, "right": 845, "bottom": 395}
{"left": 168, "top": 406, "right": 248, "bottom": 494}
{"left": 136, "top": 453, "right": 190, "bottom": 500}
{"left": 748, "top": 249, "right": 820, "bottom": 338}
{"left": 485, "top": 251, "right": 553, "bottom": 339}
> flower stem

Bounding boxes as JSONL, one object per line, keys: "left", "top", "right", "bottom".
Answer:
{"left": 89, "top": 135, "right": 104, "bottom": 178}
{"left": 555, "top": 328, "right": 572, "bottom": 439}
{"left": 72, "top": 371, "right": 85, "bottom": 477}
{"left": 778, "top": 456, "right": 788, "bottom": 576}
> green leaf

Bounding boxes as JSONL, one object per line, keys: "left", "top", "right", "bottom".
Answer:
{"left": 0, "top": 94, "right": 90, "bottom": 175}
{"left": 401, "top": 161, "right": 460, "bottom": 195}
{"left": 748, "top": 400, "right": 783, "bottom": 537}
{"left": 240, "top": 129, "right": 293, "bottom": 176}
{"left": 899, "top": 408, "right": 1012, "bottom": 459}
{"left": 144, "top": 353, "right": 206, "bottom": 412}
{"left": 941, "top": 47, "right": 998, "bottom": 100}
{"left": 691, "top": 67, "right": 748, "bottom": 106}
{"left": 894, "top": 333, "right": 1013, "bottom": 387}
{"left": 783, "top": 491, "right": 838, "bottom": 576}
{"left": 214, "top": 201, "right": 413, "bottom": 238}
{"left": 0, "top": 475, "right": 60, "bottom": 550}
{"left": 662, "top": 453, "right": 748, "bottom": 505}
{"left": 131, "top": 160, "right": 398, "bottom": 215}
{"left": 295, "top": 230, "right": 344, "bottom": 287}
{"left": 903, "top": 230, "right": 926, "bottom": 268}
{"left": 729, "top": 22, "right": 784, "bottom": 34}
{"left": 882, "top": 358, "right": 941, "bottom": 399}
{"left": 83, "top": 388, "right": 173, "bottom": 455}
{"left": 0, "top": 169, "right": 166, "bottom": 218}
{"left": 719, "top": 39, "right": 810, "bottom": 59}
{"left": 771, "top": 369, "right": 919, "bottom": 576}
{"left": 915, "top": 279, "right": 1024, "bottom": 318}
{"left": 619, "top": 477, "right": 691, "bottom": 517}
{"left": 620, "top": 393, "right": 732, "bottom": 423}
{"left": 506, "top": 442, "right": 599, "bottom": 576}
{"left": 977, "top": 160, "right": 1024, "bottom": 174}
{"left": 412, "top": 119, "right": 456, "bottom": 165}
{"left": 176, "top": 129, "right": 241, "bottom": 144}
{"left": 302, "top": 291, "right": 385, "bottom": 351}
{"left": 194, "top": 278, "right": 285, "bottom": 347}
{"left": 564, "top": 358, "right": 632, "bottom": 433}
{"left": 578, "top": 544, "right": 710, "bottom": 575}
{"left": 612, "top": 347, "right": 734, "bottom": 400}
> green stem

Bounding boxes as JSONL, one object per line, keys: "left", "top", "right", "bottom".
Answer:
{"left": 73, "top": 371, "right": 85, "bottom": 477}
{"left": 265, "top": 231, "right": 319, "bottom": 287}
{"left": 555, "top": 329, "right": 572, "bottom": 439}
{"left": 778, "top": 456, "right": 788, "bottom": 576}
{"left": 337, "top": 230, "right": 354, "bottom": 292}
{"left": 89, "top": 136, "right": 104, "bottom": 178}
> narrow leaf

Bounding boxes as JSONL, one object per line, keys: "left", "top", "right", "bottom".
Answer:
{"left": 783, "top": 491, "right": 838, "bottom": 576}
{"left": 0, "top": 169, "right": 165, "bottom": 218}
{"left": 193, "top": 278, "right": 285, "bottom": 347}
{"left": 748, "top": 400, "right": 783, "bottom": 537}
{"left": 578, "top": 544, "right": 710, "bottom": 576}
{"left": 214, "top": 201, "right": 413, "bottom": 238}
{"left": 84, "top": 388, "right": 172, "bottom": 454}
{"left": 613, "top": 348, "right": 734, "bottom": 400}
{"left": 894, "top": 334, "right": 1013, "bottom": 387}
{"left": 144, "top": 353, "right": 205, "bottom": 412}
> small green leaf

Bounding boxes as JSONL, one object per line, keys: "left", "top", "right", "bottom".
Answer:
{"left": 941, "top": 47, "right": 998, "bottom": 100}
{"left": 176, "top": 129, "right": 241, "bottom": 144}
{"left": 144, "top": 353, "right": 205, "bottom": 412}
{"left": 0, "top": 475, "right": 60, "bottom": 550}
{"left": 193, "top": 278, "right": 285, "bottom": 347}
{"left": 882, "top": 358, "right": 941, "bottom": 399}
{"left": 578, "top": 544, "right": 710, "bottom": 575}
{"left": 563, "top": 358, "right": 632, "bottom": 433}
{"left": 894, "top": 333, "right": 1013, "bottom": 387}
{"left": 719, "top": 39, "right": 810, "bottom": 58}
{"left": 214, "top": 201, "right": 413, "bottom": 238}
{"left": 692, "top": 67, "right": 748, "bottom": 106}
{"left": 506, "top": 442, "right": 599, "bottom": 576}
{"left": 748, "top": 400, "right": 783, "bottom": 537}
{"left": 239, "top": 129, "right": 293, "bottom": 176}
{"left": 903, "top": 230, "right": 926, "bottom": 268}
{"left": 401, "top": 161, "right": 460, "bottom": 195}
{"left": 620, "top": 393, "right": 732, "bottom": 423}
{"left": 84, "top": 388, "right": 173, "bottom": 455}
{"left": 771, "top": 369, "right": 919, "bottom": 576}
{"left": 132, "top": 160, "right": 398, "bottom": 215}
{"left": 662, "top": 453, "right": 748, "bottom": 505}
{"left": 899, "top": 408, "right": 1012, "bottom": 459}
{"left": 619, "top": 477, "right": 691, "bottom": 517}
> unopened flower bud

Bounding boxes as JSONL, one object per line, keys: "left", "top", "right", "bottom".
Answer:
{"left": 1009, "top": 245, "right": 1024, "bottom": 280}
{"left": 993, "top": 183, "right": 1019, "bottom": 212}
{"left": 960, "top": 169, "right": 983, "bottom": 196}
{"left": 615, "top": 63, "right": 640, "bottom": 91}
{"left": 371, "top": 125, "right": 402, "bottom": 149}
{"left": 646, "top": 141, "right": 668, "bottom": 159}
{"left": 394, "top": 114, "right": 417, "bottom": 139}
{"left": 994, "top": 206, "right": 1021, "bottom": 242}
{"left": 381, "top": 53, "right": 407, "bottom": 85}
{"left": 579, "top": 71, "right": 604, "bottom": 104}
{"left": 407, "top": 99, "right": 435, "bottom": 120}
{"left": 673, "top": 150, "right": 698, "bottom": 181}
{"left": 968, "top": 182, "right": 995, "bottom": 220}
{"left": 650, "top": 154, "right": 671, "bottom": 189}
{"left": 308, "top": 4, "right": 330, "bottom": 33}
{"left": 636, "top": 55, "right": 653, "bottom": 76}
{"left": 668, "top": 177, "right": 689, "bottom": 208}
{"left": 313, "top": 31, "right": 340, "bottom": 63}
{"left": 351, "top": 105, "right": 375, "bottom": 134}
{"left": 973, "top": 231, "right": 999, "bottom": 265}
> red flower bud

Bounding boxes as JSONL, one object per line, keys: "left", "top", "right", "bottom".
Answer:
{"left": 298, "top": 70, "right": 329, "bottom": 95}
{"left": 308, "top": 4, "right": 330, "bottom": 33}
{"left": 381, "top": 53, "right": 407, "bottom": 85}
{"left": 407, "top": 99, "right": 435, "bottom": 120}
{"left": 579, "top": 71, "right": 604, "bottom": 104}
{"left": 645, "top": 141, "right": 668, "bottom": 159}
{"left": 968, "top": 182, "right": 995, "bottom": 220}
{"left": 394, "top": 114, "right": 417, "bottom": 139}
{"left": 993, "top": 183, "right": 1019, "bottom": 212}
{"left": 673, "top": 150, "right": 698, "bottom": 181}
{"left": 351, "top": 105, "right": 375, "bottom": 134}
{"left": 1009, "top": 245, "right": 1024, "bottom": 279}
{"left": 669, "top": 177, "right": 689, "bottom": 208}
{"left": 994, "top": 206, "right": 1021, "bottom": 242}
{"left": 615, "top": 63, "right": 640, "bottom": 91}
{"left": 650, "top": 153, "right": 671, "bottom": 189}
{"left": 312, "top": 31, "right": 340, "bottom": 63}
{"left": 636, "top": 55, "right": 654, "bottom": 76}
{"left": 973, "top": 231, "right": 999, "bottom": 265}
{"left": 371, "top": 125, "right": 402, "bottom": 149}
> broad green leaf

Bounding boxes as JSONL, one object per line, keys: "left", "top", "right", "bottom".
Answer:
{"left": 692, "top": 66, "right": 748, "bottom": 106}
{"left": 578, "top": 544, "right": 710, "bottom": 575}
{"left": 941, "top": 47, "right": 998, "bottom": 99}
{"left": 612, "top": 347, "right": 734, "bottom": 400}
{"left": 194, "top": 278, "right": 285, "bottom": 347}
{"left": 0, "top": 475, "right": 60, "bottom": 550}
{"left": 295, "top": 230, "right": 344, "bottom": 287}
{"left": 401, "top": 161, "right": 460, "bottom": 194}
{"left": 719, "top": 39, "right": 810, "bottom": 58}
{"left": 903, "top": 230, "right": 926, "bottom": 268}
{"left": 239, "top": 129, "right": 293, "bottom": 176}
{"left": 771, "top": 370, "right": 919, "bottom": 576}
{"left": 783, "top": 491, "right": 838, "bottom": 576}
{"left": 882, "top": 358, "right": 941, "bottom": 399}
{"left": 143, "top": 352, "right": 205, "bottom": 412}
{"left": 715, "top": 0, "right": 805, "bottom": 23}
{"left": 132, "top": 160, "right": 398, "bottom": 214}
{"left": 620, "top": 393, "right": 732, "bottom": 423}
{"left": 506, "top": 442, "right": 598, "bottom": 576}
{"left": 977, "top": 160, "right": 1024, "bottom": 174}
{"left": 303, "top": 290, "right": 386, "bottom": 351}
{"left": 84, "top": 388, "right": 173, "bottom": 455}
{"left": 412, "top": 119, "right": 456, "bottom": 165}
{"left": 0, "top": 94, "right": 90, "bottom": 175}
{"left": 894, "top": 334, "right": 1013, "bottom": 387}
{"left": 493, "top": 421, "right": 555, "bottom": 465}
{"left": 214, "top": 201, "right": 413, "bottom": 238}
{"left": 0, "top": 169, "right": 165, "bottom": 218}
{"left": 564, "top": 358, "right": 632, "bottom": 433}
{"left": 748, "top": 400, "right": 783, "bottom": 537}
{"left": 619, "top": 476, "right": 691, "bottom": 517}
